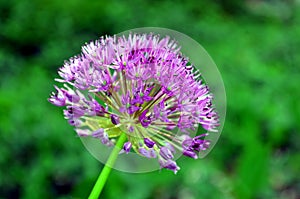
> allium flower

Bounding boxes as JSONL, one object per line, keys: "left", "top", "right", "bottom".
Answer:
{"left": 49, "top": 33, "right": 219, "bottom": 174}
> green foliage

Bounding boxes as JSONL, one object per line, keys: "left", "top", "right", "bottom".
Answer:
{"left": 0, "top": 0, "right": 299, "bottom": 198}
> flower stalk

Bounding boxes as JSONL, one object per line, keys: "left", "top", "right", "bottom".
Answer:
{"left": 88, "top": 132, "right": 127, "bottom": 199}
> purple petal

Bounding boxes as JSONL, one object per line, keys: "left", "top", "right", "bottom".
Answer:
{"left": 183, "top": 150, "right": 198, "bottom": 159}
{"left": 68, "top": 118, "right": 82, "bottom": 127}
{"left": 139, "top": 110, "right": 151, "bottom": 127}
{"left": 128, "top": 105, "right": 140, "bottom": 114}
{"left": 100, "top": 132, "right": 110, "bottom": 145}
{"left": 123, "top": 141, "right": 132, "bottom": 154}
{"left": 75, "top": 129, "right": 90, "bottom": 137}
{"left": 165, "top": 142, "right": 176, "bottom": 154}
{"left": 110, "top": 114, "right": 120, "bottom": 125}
{"left": 48, "top": 86, "right": 66, "bottom": 106}
{"left": 138, "top": 148, "right": 156, "bottom": 158}
{"left": 149, "top": 148, "right": 157, "bottom": 158}
{"left": 128, "top": 126, "right": 134, "bottom": 133}
{"left": 92, "top": 128, "right": 104, "bottom": 138}
{"left": 144, "top": 138, "right": 155, "bottom": 148}
{"left": 182, "top": 138, "right": 193, "bottom": 150}
{"left": 143, "top": 95, "right": 153, "bottom": 102}
{"left": 159, "top": 159, "right": 180, "bottom": 174}
{"left": 138, "top": 148, "right": 150, "bottom": 158}
{"left": 119, "top": 107, "right": 126, "bottom": 113}
{"left": 193, "top": 140, "right": 210, "bottom": 151}
{"left": 67, "top": 106, "right": 85, "bottom": 118}
{"left": 62, "top": 89, "right": 80, "bottom": 103}
{"left": 159, "top": 146, "right": 174, "bottom": 160}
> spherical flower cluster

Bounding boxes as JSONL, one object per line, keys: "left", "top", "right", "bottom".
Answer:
{"left": 49, "top": 33, "right": 219, "bottom": 173}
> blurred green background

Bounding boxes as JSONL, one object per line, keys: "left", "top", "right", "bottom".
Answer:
{"left": 0, "top": 0, "right": 299, "bottom": 198}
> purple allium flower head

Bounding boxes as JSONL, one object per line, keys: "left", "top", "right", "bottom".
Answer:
{"left": 48, "top": 33, "right": 219, "bottom": 173}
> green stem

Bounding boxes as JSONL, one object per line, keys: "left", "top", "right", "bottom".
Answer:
{"left": 88, "top": 133, "right": 127, "bottom": 199}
